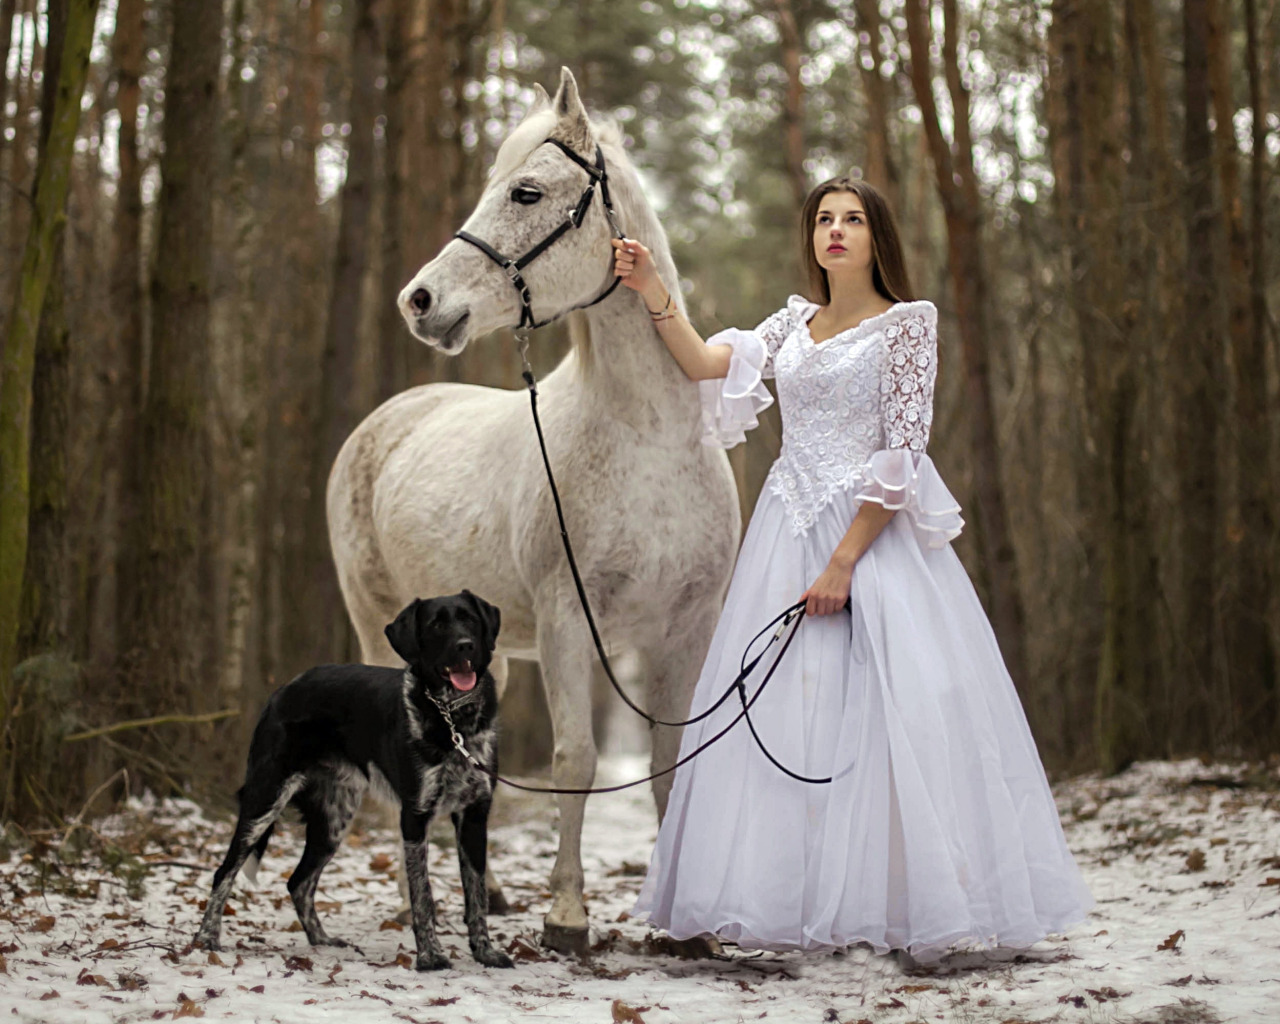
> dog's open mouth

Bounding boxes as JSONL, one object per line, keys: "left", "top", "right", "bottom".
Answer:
{"left": 443, "top": 660, "right": 476, "bottom": 692}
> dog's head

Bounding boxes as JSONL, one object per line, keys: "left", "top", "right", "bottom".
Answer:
{"left": 384, "top": 591, "right": 501, "bottom": 702}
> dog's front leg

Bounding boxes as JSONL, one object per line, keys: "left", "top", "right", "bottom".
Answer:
{"left": 401, "top": 807, "right": 449, "bottom": 971}
{"left": 453, "top": 799, "right": 513, "bottom": 968}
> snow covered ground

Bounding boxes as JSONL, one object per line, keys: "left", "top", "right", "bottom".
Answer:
{"left": 1, "top": 756, "right": 1277, "bottom": 1023}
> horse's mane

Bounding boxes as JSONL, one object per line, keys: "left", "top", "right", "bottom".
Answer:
{"left": 489, "top": 107, "right": 681, "bottom": 381}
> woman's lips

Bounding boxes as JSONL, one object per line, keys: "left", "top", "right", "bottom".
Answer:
{"left": 827, "top": 245, "right": 846, "bottom": 253}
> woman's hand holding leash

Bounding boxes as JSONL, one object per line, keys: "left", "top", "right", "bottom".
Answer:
{"left": 801, "top": 557, "right": 854, "bottom": 617}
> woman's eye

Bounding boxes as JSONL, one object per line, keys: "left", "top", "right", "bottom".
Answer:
{"left": 511, "top": 185, "right": 542, "bottom": 205}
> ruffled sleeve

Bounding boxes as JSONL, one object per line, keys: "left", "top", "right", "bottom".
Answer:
{"left": 855, "top": 449, "right": 963, "bottom": 549}
{"left": 698, "top": 328, "right": 775, "bottom": 449}
{"left": 853, "top": 301, "right": 964, "bottom": 548}
{"left": 697, "top": 299, "right": 803, "bottom": 449}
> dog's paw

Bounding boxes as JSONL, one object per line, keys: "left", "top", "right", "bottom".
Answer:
{"left": 414, "top": 950, "right": 452, "bottom": 972}
{"left": 473, "top": 945, "right": 514, "bottom": 969}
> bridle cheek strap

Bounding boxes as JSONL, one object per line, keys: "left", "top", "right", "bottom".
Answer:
{"left": 455, "top": 140, "right": 625, "bottom": 332}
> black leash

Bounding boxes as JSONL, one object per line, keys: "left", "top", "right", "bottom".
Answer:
{"left": 430, "top": 603, "right": 807, "bottom": 795}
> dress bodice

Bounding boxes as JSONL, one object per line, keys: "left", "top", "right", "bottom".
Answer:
{"left": 756, "top": 296, "right": 937, "bottom": 533}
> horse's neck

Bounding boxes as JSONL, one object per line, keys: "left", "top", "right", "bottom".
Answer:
{"left": 576, "top": 290, "right": 702, "bottom": 442}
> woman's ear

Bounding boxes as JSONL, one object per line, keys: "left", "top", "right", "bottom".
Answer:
{"left": 462, "top": 589, "right": 502, "bottom": 650}
{"left": 384, "top": 599, "right": 423, "bottom": 664}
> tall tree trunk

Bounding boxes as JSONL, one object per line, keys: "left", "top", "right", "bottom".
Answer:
{"left": 0, "top": 0, "right": 100, "bottom": 817}
{"left": 902, "top": 0, "right": 1029, "bottom": 692}
{"left": 0, "top": 0, "right": 17, "bottom": 162}
{"left": 377, "top": 0, "right": 411, "bottom": 401}
{"left": 772, "top": 0, "right": 807, "bottom": 211}
{"left": 18, "top": 0, "right": 69, "bottom": 661}
{"left": 304, "top": 0, "right": 380, "bottom": 665}
{"left": 97, "top": 0, "right": 144, "bottom": 672}
{"left": 851, "top": 0, "right": 900, "bottom": 209}
{"left": 219, "top": 0, "right": 267, "bottom": 719}
{"left": 1179, "top": 0, "right": 1223, "bottom": 751}
{"left": 128, "top": 0, "right": 223, "bottom": 725}
{"left": 1240, "top": 0, "right": 1277, "bottom": 741}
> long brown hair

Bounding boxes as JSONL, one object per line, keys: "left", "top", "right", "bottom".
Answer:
{"left": 800, "top": 178, "right": 914, "bottom": 305}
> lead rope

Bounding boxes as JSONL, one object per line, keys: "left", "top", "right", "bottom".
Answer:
{"left": 428, "top": 600, "right": 806, "bottom": 795}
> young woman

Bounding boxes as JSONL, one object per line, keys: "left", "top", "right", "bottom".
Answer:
{"left": 611, "top": 179, "right": 1092, "bottom": 960}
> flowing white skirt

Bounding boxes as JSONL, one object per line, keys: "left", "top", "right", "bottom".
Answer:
{"left": 632, "top": 471, "right": 1093, "bottom": 959}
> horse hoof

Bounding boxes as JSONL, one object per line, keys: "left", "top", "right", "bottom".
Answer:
{"left": 487, "top": 888, "right": 511, "bottom": 916}
{"left": 541, "top": 921, "right": 590, "bottom": 957}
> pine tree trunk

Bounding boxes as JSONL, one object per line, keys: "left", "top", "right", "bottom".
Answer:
{"left": 902, "top": 0, "right": 1029, "bottom": 693}
{"left": 95, "top": 0, "right": 144, "bottom": 672}
{"left": 772, "top": 0, "right": 808, "bottom": 211}
{"left": 304, "top": 0, "right": 380, "bottom": 665}
{"left": 851, "top": 0, "right": 899, "bottom": 209}
{"left": 0, "top": 0, "right": 100, "bottom": 817}
{"left": 128, "top": 0, "right": 223, "bottom": 721}
{"left": 1240, "top": 0, "right": 1277, "bottom": 742}
{"left": 1179, "top": 0, "right": 1223, "bottom": 752}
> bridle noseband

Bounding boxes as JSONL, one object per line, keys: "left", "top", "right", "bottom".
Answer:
{"left": 455, "top": 138, "right": 626, "bottom": 331}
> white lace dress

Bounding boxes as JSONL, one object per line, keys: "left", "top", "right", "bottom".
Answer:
{"left": 632, "top": 296, "right": 1093, "bottom": 958}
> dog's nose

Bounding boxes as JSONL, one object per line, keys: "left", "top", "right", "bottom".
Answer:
{"left": 409, "top": 288, "right": 431, "bottom": 315}
{"left": 456, "top": 638, "right": 475, "bottom": 652}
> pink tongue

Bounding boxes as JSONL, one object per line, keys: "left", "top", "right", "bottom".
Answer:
{"left": 449, "top": 670, "right": 477, "bottom": 692}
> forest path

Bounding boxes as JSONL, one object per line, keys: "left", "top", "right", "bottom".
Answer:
{"left": 1, "top": 758, "right": 1276, "bottom": 1023}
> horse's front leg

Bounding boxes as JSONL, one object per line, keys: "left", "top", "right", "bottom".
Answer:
{"left": 536, "top": 610, "right": 596, "bottom": 956}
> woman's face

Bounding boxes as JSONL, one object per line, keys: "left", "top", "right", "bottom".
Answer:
{"left": 812, "top": 190, "right": 874, "bottom": 281}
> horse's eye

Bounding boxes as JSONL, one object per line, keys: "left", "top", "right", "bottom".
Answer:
{"left": 511, "top": 185, "right": 542, "bottom": 205}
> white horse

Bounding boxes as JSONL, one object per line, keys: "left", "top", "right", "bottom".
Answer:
{"left": 327, "top": 68, "right": 740, "bottom": 952}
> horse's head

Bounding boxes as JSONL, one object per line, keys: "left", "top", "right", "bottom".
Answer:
{"left": 398, "top": 68, "right": 623, "bottom": 353}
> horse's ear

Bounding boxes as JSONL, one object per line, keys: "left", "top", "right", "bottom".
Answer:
{"left": 551, "top": 66, "right": 591, "bottom": 150}
{"left": 531, "top": 82, "right": 551, "bottom": 112}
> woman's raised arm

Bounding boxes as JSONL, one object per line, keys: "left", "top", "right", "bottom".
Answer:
{"left": 612, "top": 238, "right": 731, "bottom": 381}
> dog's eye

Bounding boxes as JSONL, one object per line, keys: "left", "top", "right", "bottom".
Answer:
{"left": 510, "top": 185, "right": 542, "bottom": 205}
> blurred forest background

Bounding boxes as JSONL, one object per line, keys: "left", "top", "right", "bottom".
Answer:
{"left": 1, "top": 0, "right": 1277, "bottom": 825}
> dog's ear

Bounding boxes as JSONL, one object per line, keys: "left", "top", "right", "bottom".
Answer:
{"left": 461, "top": 590, "right": 501, "bottom": 650}
{"left": 384, "top": 599, "right": 424, "bottom": 664}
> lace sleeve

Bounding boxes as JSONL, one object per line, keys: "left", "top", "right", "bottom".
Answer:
{"left": 753, "top": 306, "right": 792, "bottom": 381}
{"left": 881, "top": 307, "right": 938, "bottom": 452}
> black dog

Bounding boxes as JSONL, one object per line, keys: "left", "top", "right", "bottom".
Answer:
{"left": 194, "top": 591, "right": 513, "bottom": 971}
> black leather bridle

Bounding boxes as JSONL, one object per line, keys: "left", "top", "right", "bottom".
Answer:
{"left": 455, "top": 138, "right": 626, "bottom": 331}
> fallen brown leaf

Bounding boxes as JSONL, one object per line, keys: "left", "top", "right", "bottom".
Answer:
{"left": 77, "top": 968, "right": 111, "bottom": 987}
{"left": 379, "top": 919, "right": 404, "bottom": 931}
{"left": 32, "top": 915, "right": 56, "bottom": 933}
{"left": 206, "top": 952, "right": 224, "bottom": 966}
{"left": 283, "top": 955, "right": 314, "bottom": 972}
{"left": 1168, "top": 975, "right": 1193, "bottom": 987}
{"left": 1157, "top": 929, "right": 1185, "bottom": 951}
{"left": 173, "top": 996, "right": 205, "bottom": 1018}
{"left": 612, "top": 1000, "right": 646, "bottom": 1024}
{"left": 98, "top": 938, "right": 122, "bottom": 950}
{"left": 1185, "top": 850, "right": 1206, "bottom": 872}
{"left": 39, "top": 990, "right": 60, "bottom": 1001}
{"left": 369, "top": 853, "right": 394, "bottom": 872}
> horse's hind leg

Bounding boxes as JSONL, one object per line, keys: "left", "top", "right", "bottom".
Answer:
{"left": 644, "top": 605, "right": 720, "bottom": 821}
{"left": 537, "top": 611, "right": 596, "bottom": 955}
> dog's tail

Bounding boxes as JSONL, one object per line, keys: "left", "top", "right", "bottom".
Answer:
{"left": 241, "top": 819, "right": 275, "bottom": 886}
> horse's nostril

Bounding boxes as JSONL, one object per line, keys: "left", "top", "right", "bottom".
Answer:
{"left": 410, "top": 288, "right": 431, "bottom": 315}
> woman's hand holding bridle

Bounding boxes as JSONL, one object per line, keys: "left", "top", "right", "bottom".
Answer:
{"left": 612, "top": 238, "right": 666, "bottom": 312}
